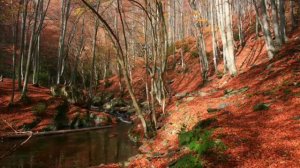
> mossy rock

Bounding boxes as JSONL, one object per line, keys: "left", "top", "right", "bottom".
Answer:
{"left": 207, "top": 108, "right": 220, "bottom": 113}
{"left": 253, "top": 103, "right": 270, "bottom": 111}
{"left": 61, "top": 86, "right": 85, "bottom": 105}
{"left": 50, "top": 85, "right": 60, "bottom": 97}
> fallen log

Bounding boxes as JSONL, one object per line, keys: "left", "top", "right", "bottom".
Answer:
{"left": 1, "top": 125, "right": 113, "bottom": 139}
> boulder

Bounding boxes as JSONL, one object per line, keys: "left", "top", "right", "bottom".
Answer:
{"left": 50, "top": 85, "right": 60, "bottom": 97}
{"left": 61, "top": 86, "right": 85, "bottom": 105}
{"left": 175, "top": 92, "right": 188, "bottom": 99}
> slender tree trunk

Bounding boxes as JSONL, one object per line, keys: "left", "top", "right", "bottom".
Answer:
{"left": 57, "top": 0, "right": 71, "bottom": 84}
{"left": 290, "top": 0, "right": 296, "bottom": 28}
{"left": 211, "top": 0, "right": 218, "bottom": 73}
{"left": 21, "top": 0, "right": 41, "bottom": 98}
{"left": 89, "top": 0, "right": 101, "bottom": 98}
{"left": 253, "top": 0, "right": 276, "bottom": 59}
{"left": 224, "top": 0, "right": 237, "bottom": 75}
{"left": 238, "top": 1, "right": 245, "bottom": 47}
{"left": 18, "top": 0, "right": 29, "bottom": 90}
{"left": 10, "top": 3, "right": 20, "bottom": 105}
{"left": 279, "top": 0, "right": 288, "bottom": 43}
{"left": 21, "top": 0, "right": 50, "bottom": 98}
{"left": 270, "top": 0, "right": 282, "bottom": 46}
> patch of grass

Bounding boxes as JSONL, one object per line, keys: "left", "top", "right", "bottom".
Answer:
{"left": 253, "top": 103, "right": 270, "bottom": 111}
{"left": 179, "top": 128, "right": 215, "bottom": 155}
{"left": 32, "top": 102, "right": 47, "bottom": 117}
{"left": 174, "top": 120, "right": 227, "bottom": 168}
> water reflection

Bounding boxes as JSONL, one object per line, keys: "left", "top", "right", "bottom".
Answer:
{"left": 0, "top": 124, "right": 138, "bottom": 168}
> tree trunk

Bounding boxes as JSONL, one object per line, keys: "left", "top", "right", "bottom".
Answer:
{"left": 211, "top": 0, "right": 219, "bottom": 73}
{"left": 279, "top": 0, "right": 288, "bottom": 43}
{"left": 57, "top": 0, "right": 71, "bottom": 84}
{"left": 253, "top": 0, "right": 276, "bottom": 59}
{"left": 290, "top": 0, "right": 296, "bottom": 28}
{"left": 18, "top": 0, "right": 29, "bottom": 90}
{"left": 89, "top": 0, "right": 101, "bottom": 99}
{"left": 224, "top": 0, "right": 237, "bottom": 75}
{"left": 270, "top": 0, "right": 282, "bottom": 46}
{"left": 21, "top": 0, "right": 41, "bottom": 98}
{"left": 10, "top": 3, "right": 20, "bottom": 105}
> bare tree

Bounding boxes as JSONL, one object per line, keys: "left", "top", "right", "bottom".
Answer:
{"left": 56, "top": 0, "right": 71, "bottom": 84}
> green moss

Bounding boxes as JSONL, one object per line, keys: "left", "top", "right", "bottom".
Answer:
{"left": 175, "top": 118, "right": 227, "bottom": 168}
{"left": 253, "top": 103, "right": 270, "bottom": 111}
{"left": 32, "top": 102, "right": 47, "bottom": 117}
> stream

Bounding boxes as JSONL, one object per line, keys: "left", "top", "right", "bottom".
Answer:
{"left": 0, "top": 124, "right": 138, "bottom": 168}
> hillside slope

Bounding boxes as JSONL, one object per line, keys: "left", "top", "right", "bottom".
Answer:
{"left": 113, "top": 28, "right": 300, "bottom": 168}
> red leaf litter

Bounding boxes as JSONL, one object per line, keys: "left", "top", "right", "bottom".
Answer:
{"left": 1, "top": 24, "right": 300, "bottom": 168}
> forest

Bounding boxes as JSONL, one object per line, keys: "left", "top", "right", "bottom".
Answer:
{"left": 0, "top": 0, "right": 299, "bottom": 167}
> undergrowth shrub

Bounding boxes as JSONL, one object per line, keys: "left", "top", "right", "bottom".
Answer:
{"left": 172, "top": 122, "right": 227, "bottom": 168}
{"left": 32, "top": 102, "right": 47, "bottom": 117}
{"left": 54, "top": 100, "right": 69, "bottom": 130}
{"left": 38, "top": 71, "right": 49, "bottom": 87}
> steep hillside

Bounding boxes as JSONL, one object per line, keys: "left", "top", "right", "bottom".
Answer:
{"left": 98, "top": 27, "right": 300, "bottom": 168}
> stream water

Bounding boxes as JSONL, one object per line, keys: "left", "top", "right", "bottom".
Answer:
{"left": 0, "top": 124, "right": 138, "bottom": 168}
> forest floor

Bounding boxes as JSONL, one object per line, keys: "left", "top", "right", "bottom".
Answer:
{"left": 98, "top": 27, "right": 300, "bottom": 168}
{"left": 0, "top": 27, "right": 300, "bottom": 168}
